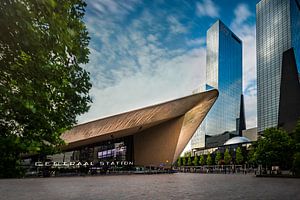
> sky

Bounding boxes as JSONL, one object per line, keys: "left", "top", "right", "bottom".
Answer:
{"left": 78, "top": 0, "right": 258, "bottom": 130}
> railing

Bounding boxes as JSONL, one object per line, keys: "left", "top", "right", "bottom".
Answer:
{"left": 175, "top": 165, "right": 256, "bottom": 174}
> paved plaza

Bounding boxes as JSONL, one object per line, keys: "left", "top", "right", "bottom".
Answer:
{"left": 0, "top": 173, "right": 300, "bottom": 200}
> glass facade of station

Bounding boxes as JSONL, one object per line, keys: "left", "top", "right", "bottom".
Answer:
{"left": 256, "top": 0, "right": 300, "bottom": 132}
{"left": 22, "top": 136, "right": 134, "bottom": 176}
{"left": 191, "top": 20, "right": 243, "bottom": 148}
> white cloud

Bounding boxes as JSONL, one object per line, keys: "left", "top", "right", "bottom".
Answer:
{"left": 196, "top": 0, "right": 220, "bottom": 18}
{"left": 230, "top": 4, "right": 257, "bottom": 128}
{"left": 233, "top": 4, "right": 251, "bottom": 25}
{"left": 147, "top": 34, "right": 158, "bottom": 43}
{"left": 167, "top": 16, "right": 187, "bottom": 34}
{"left": 186, "top": 37, "right": 206, "bottom": 47}
{"left": 88, "top": 0, "right": 140, "bottom": 16}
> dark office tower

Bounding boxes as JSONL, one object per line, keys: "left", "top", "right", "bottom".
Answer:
{"left": 191, "top": 20, "right": 243, "bottom": 149}
{"left": 256, "top": 0, "right": 300, "bottom": 133}
{"left": 237, "top": 94, "right": 246, "bottom": 136}
{"left": 278, "top": 48, "right": 300, "bottom": 132}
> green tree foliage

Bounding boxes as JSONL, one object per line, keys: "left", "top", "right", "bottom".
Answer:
{"left": 250, "top": 128, "right": 293, "bottom": 169}
{"left": 184, "top": 151, "right": 191, "bottom": 157}
{"left": 235, "top": 147, "right": 244, "bottom": 165}
{"left": 193, "top": 156, "right": 199, "bottom": 166}
{"left": 292, "top": 152, "right": 300, "bottom": 175}
{"left": 206, "top": 153, "right": 213, "bottom": 165}
{"left": 0, "top": 0, "right": 91, "bottom": 177}
{"left": 292, "top": 119, "right": 300, "bottom": 174}
{"left": 247, "top": 142, "right": 257, "bottom": 165}
{"left": 215, "top": 151, "right": 222, "bottom": 165}
{"left": 199, "top": 155, "right": 205, "bottom": 166}
{"left": 187, "top": 155, "right": 192, "bottom": 166}
{"left": 224, "top": 149, "right": 232, "bottom": 165}
{"left": 182, "top": 157, "right": 186, "bottom": 166}
{"left": 177, "top": 157, "right": 181, "bottom": 167}
{"left": 292, "top": 119, "right": 300, "bottom": 151}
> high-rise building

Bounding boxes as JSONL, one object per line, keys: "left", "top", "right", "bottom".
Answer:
{"left": 191, "top": 20, "right": 243, "bottom": 149}
{"left": 256, "top": 0, "right": 300, "bottom": 133}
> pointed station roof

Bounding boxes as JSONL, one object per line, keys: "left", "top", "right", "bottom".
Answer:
{"left": 61, "top": 89, "right": 218, "bottom": 166}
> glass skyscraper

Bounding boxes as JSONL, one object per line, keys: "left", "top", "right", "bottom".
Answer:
{"left": 256, "top": 0, "right": 300, "bottom": 133}
{"left": 191, "top": 20, "right": 243, "bottom": 149}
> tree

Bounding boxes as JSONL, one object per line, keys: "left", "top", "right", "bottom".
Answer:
{"left": 182, "top": 157, "right": 186, "bottom": 166}
{"left": 235, "top": 147, "right": 243, "bottom": 165}
{"left": 206, "top": 153, "right": 213, "bottom": 165}
{"left": 177, "top": 157, "right": 181, "bottom": 167}
{"left": 187, "top": 155, "right": 192, "bottom": 166}
{"left": 184, "top": 151, "right": 191, "bottom": 157}
{"left": 193, "top": 156, "right": 199, "bottom": 166}
{"left": 254, "top": 128, "right": 293, "bottom": 170}
{"left": 0, "top": 0, "right": 91, "bottom": 177}
{"left": 247, "top": 141, "right": 258, "bottom": 165}
{"left": 291, "top": 119, "right": 300, "bottom": 152}
{"left": 292, "top": 152, "right": 300, "bottom": 175}
{"left": 224, "top": 149, "right": 232, "bottom": 165}
{"left": 215, "top": 151, "right": 222, "bottom": 165}
{"left": 199, "top": 155, "right": 205, "bottom": 166}
{"left": 291, "top": 119, "right": 300, "bottom": 174}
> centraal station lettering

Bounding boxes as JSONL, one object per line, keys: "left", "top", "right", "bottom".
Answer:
{"left": 35, "top": 161, "right": 134, "bottom": 167}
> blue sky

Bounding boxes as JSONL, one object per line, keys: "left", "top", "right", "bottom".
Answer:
{"left": 78, "top": 0, "right": 258, "bottom": 129}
